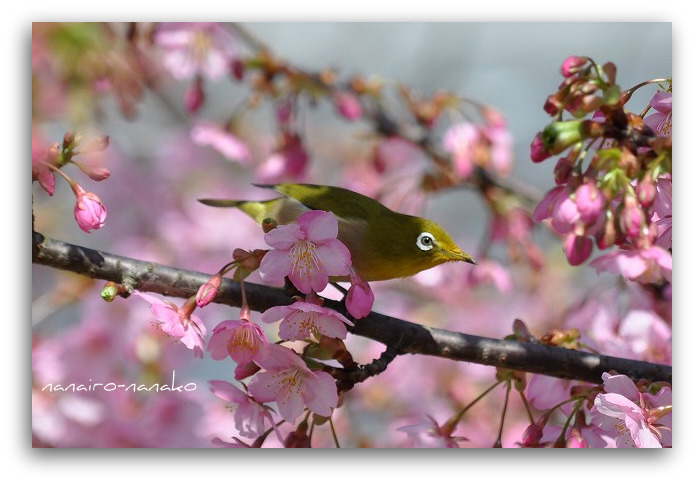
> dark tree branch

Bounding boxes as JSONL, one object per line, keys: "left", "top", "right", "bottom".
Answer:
{"left": 32, "top": 233, "right": 671, "bottom": 385}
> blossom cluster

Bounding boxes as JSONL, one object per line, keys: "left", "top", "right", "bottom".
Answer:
{"left": 530, "top": 57, "right": 671, "bottom": 287}
{"left": 32, "top": 129, "right": 110, "bottom": 233}
{"left": 130, "top": 210, "right": 373, "bottom": 444}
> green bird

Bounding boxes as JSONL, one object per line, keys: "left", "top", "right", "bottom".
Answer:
{"left": 199, "top": 183, "right": 476, "bottom": 282}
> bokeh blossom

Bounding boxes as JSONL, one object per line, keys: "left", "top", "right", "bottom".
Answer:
{"left": 190, "top": 121, "right": 251, "bottom": 164}
{"left": 154, "top": 23, "right": 237, "bottom": 81}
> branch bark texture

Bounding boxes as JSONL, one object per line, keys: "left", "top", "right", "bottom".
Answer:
{"left": 32, "top": 233, "right": 672, "bottom": 385}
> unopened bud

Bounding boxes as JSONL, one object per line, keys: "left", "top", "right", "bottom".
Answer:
{"left": 63, "top": 131, "right": 76, "bottom": 148}
{"left": 619, "top": 196, "right": 646, "bottom": 242}
{"left": 100, "top": 281, "right": 124, "bottom": 302}
{"left": 231, "top": 59, "right": 245, "bottom": 81}
{"left": 47, "top": 143, "right": 62, "bottom": 164}
{"left": 334, "top": 91, "right": 363, "bottom": 121}
{"left": 184, "top": 76, "right": 205, "bottom": 113}
{"left": 575, "top": 181, "right": 604, "bottom": 224}
{"left": 541, "top": 120, "right": 585, "bottom": 156}
{"left": 636, "top": 174, "right": 657, "bottom": 207}
{"left": 544, "top": 94, "right": 563, "bottom": 116}
{"left": 561, "top": 56, "right": 588, "bottom": 77}
{"left": 234, "top": 360, "right": 261, "bottom": 380}
{"left": 563, "top": 234, "right": 593, "bottom": 266}
{"left": 530, "top": 133, "right": 551, "bottom": 163}
{"left": 553, "top": 156, "right": 574, "bottom": 185}
{"left": 196, "top": 273, "right": 223, "bottom": 307}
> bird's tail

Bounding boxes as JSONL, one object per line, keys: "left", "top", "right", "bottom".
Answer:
{"left": 198, "top": 198, "right": 283, "bottom": 225}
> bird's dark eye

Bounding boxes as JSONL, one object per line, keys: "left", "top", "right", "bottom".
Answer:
{"left": 416, "top": 232, "right": 435, "bottom": 251}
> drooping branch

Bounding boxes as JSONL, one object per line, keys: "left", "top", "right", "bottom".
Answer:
{"left": 32, "top": 232, "right": 672, "bottom": 385}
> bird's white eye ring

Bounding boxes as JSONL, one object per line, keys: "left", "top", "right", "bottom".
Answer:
{"left": 416, "top": 232, "right": 435, "bottom": 251}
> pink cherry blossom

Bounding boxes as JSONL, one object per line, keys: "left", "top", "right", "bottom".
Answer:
{"left": 208, "top": 316, "right": 269, "bottom": 364}
{"left": 590, "top": 373, "right": 671, "bottom": 448}
{"left": 209, "top": 380, "right": 276, "bottom": 439}
{"left": 261, "top": 300, "right": 352, "bottom": 341}
{"left": 72, "top": 185, "right": 107, "bottom": 233}
{"left": 644, "top": 91, "right": 672, "bottom": 137}
{"left": 345, "top": 267, "right": 374, "bottom": 319}
{"left": 190, "top": 121, "right": 251, "bottom": 164}
{"left": 154, "top": 23, "right": 237, "bottom": 81}
{"left": 590, "top": 246, "right": 671, "bottom": 284}
{"left": 132, "top": 291, "right": 207, "bottom": 358}
{"left": 247, "top": 344, "right": 338, "bottom": 424}
{"left": 259, "top": 210, "right": 352, "bottom": 294}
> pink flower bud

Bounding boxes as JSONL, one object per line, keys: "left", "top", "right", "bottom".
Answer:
{"left": 184, "top": 76, "right": 205, "bottom": 113}
{"left": 595, "top": 211, "right": 616, "bottom": 249}
{"left": 619, "top": 196, "right": 646, "bottom": 242}
{"left": 544, "top": 94, "right": 563, "bottom": 116}
{"left": 63, "top": 131, "right": 76, "bottom": 148}
{"left": 231, "top": 59, "right": 245, "bottom": 81}
{"left": 346, "top": 267, "right": 374, "bottom": 319}
{"left": 565, "top": 429, "right": 587, "bottom": 448}
{"left": 72, "top": 186, "right": 107, "bottom": 233}
{"left": 196, "top": 273, "right": 223, "bottom": 307}
{"left": 553, "top": 156, "right": 574, "bottom": 185}
{"left": 234, "top": 360, "right": 261, "bottom": 380}
{"left": 574, "top": 181, "right": 604, "bottom": 224}
{"left": 334, "top": 91, "right": 363, "bottom": 121}
{"left": 530, "top": 133, "right": 550, "bottom": 163}
{"left": 563, "top": 234, "right": 593, "bottom": 266}
{"left": 636, "top": 174, "right": 657, "bottom": 207}
{"left": 76, "top": 162, "right": 111, "bottom": 181}
{"left": 520, "top": 413, "right": 551, "bottom": 447}
{"left": 561, "top": 56, "right": 588, "bottom": 77}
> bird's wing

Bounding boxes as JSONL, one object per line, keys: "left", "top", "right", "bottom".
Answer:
{"left": 254, "top": 183, "right": 376, "bottom": 221}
